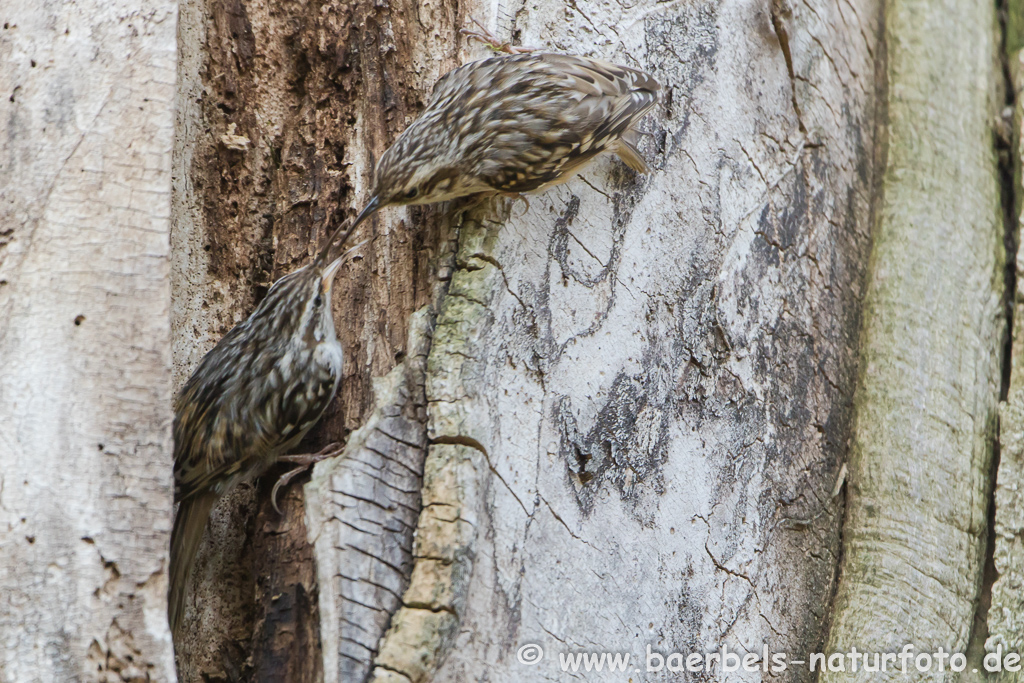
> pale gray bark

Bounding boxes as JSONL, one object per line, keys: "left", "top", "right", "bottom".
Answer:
{"left": 0, "top": 1, "right": 178, "bottom": 681}
{"left": 6, "top": 0, "right": 1008, "bottom": 679}
{"left": 360, "top": 0, "right": 883, "bottom": 680}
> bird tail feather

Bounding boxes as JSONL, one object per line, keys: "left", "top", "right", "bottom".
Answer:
{"left": 168, "top": 492, "right": 217, "bottom": 637}
{"left": 614, "top": 135, "right": 649, "bottom": 174}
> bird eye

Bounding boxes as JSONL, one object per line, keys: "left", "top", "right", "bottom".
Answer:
{"left": 314, "top": 294, "right": 323, "bottom": 307}
{"left": 404, "top": 187, "right": 419, "bottom": 200}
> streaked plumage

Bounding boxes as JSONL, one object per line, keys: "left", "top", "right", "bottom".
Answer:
{"left": 346, "top": 52, "right": 660, "bottom": 231}
{"left": 168, "top": 231, "right": 355, "bottom": 636}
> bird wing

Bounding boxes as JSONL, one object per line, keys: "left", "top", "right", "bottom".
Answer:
{"left": 472, "top": 53, "right": 660, "bottom": 193}
{"left": 557, "top": 54, "right": 659, "bottom": 148}
{"left": 171, "top": 329, "right": 330, "bottom": 503}
{"left": 172, "top": 341, "right": 277, "bottom": 503}
{"left": 172, "top": 333, "right": 299, "bottom": 505}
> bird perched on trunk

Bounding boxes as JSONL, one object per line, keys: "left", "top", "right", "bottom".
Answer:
{"left": 345, "top": 43, "right": 660, "bottom": 232}
{"left": 168, "top": 220, "right": 361, "bottom": 636}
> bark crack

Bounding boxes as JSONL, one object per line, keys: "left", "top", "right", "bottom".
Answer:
{"left": 972, "top": 0, "right": 1018, "bottom": 663}
{"left": 769, "top": 1, "right": 809, "bottom": 134}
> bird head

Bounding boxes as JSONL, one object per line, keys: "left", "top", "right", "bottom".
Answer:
{"left": 245, "top": 224, "right": 363, "bottom": 351}
{"left": 358, "top": 122, "right": 489, "bottom": 223}
{"left": 250, "top": 254, "right": 342, "bottom": 351}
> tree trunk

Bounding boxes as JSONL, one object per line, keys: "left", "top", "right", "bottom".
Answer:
{"left": 171, "top": 0, "right": 459, "bottom": 679}
{"left": 0, "top": 1, "right": 177, "bottom": 680}
{"left": 174, "top": 0, "right": 884, "bottom": 678}
{"left": 989, "top": 1, "right": 1024, "bottom": 680}
{"left": 3, "top": 0, "right": 1016, "bottom": 679}
{"left": 822, "top": 0, "right": 1006, "bottom": 679}
{"left": 371, "top": 0, "right": 884, "bottom": 676}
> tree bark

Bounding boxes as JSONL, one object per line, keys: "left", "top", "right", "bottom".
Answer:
{"left": 821, "top": 0, "right": 1006, "bottom": 678}
{"left": 171, "top": 0, "right": 459, "bottom": 679}
{"left": 366, "top": 0, "right": 884, "bottom": 675}
{"left": 989, "top": 1, "right": 1024, "bottom": 680}
{"left": 10, "top": 0, "right": 1017, "bottom": 679}
{"left": 0, "top": 1, "right": 177, "bottom": 680}
{"left": 173, "top": 0, "right": 884, "bottom": 679}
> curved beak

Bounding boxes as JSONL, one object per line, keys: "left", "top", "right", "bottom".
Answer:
{"left": 351, "top": 195, "right": 381, "bottom": 234}
{"left": 320, "top": 254, "right": 345, "bottom": 293}
{"left": 314, "top": 196, "right": 382, "bottom": 266}
{"left": 321, "top": 239, "right": 369, "bottom": 292}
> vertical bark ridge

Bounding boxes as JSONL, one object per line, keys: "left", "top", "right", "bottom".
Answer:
{"left": 823, "top": 0, "right": 1006, "bottom": 675}
{"left": 368, "top": 203, "right": 506, "bottom": 683}
{"left": 305, "top": 307, "right": 434, "bottom": 683}
{"left": 988, "top": 0, "right": 1024, "bottom": 674}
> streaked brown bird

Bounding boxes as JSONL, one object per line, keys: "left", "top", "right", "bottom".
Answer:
{"left": 346, "top": 49, "right": 661, "bottom": 231}
{"left": 168, "top": 221, "right": 360, "bottom": 635}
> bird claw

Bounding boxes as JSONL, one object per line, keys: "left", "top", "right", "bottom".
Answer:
{"left": 461, "top": 18, "right": 536, "bottom": 55}
{"left": 501, "top": 192, "right": 531, "bottom": 217}
{"left": 270, "top": 466, "right": 307, "bottom": 515}
{"left": 271, "top": 443, "right": 344, "bottom": 514}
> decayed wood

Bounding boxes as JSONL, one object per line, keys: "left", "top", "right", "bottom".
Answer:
{"left": 822, "top": 0, "right": 1005, "bottom": 676}
{"left": 171, "top": 0, "right": 462, "bottom": 677}
{"left": 305, "top": 308, "right": 433, "bottom": 683}
{"left": 0, "top": 1, "right": 177, "bottom": 680}
{"left": 248, "top": 482, "right": 323, "bottom": 683}
{"left": 369, "top": 0, "right": 882, "bottom": 678}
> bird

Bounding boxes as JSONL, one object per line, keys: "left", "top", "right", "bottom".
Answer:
{"left": 344, "top": 43, "right": 661, "bottom": 233}
{"left": 168, "top": 219, "right": 361, "bottom": 635}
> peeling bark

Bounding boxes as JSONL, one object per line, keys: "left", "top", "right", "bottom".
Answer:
{"left": 0, "top": 1, "right": 177, "bottom": 680}
{"left": 5, "top": 0, "right": 1019, "bottom": 677}
{"left": 305, "top": 308, "right": 434, "bottom": 683}
{"left": 172, "top": 0, "right": 890, "bottom": 679}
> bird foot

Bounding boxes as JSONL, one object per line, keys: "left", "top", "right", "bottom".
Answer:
{"left": 501, "top": 192, "right": 531, "bottom": 216}
{"left": 461, "top": 18, "right": 536, "bottom": 55}
{"left": 271, "top": 442, "right": 343, "bottom": 514}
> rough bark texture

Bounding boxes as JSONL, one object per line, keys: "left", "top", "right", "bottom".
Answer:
{"left": 7, "top": 0, "right": 1015, "bottom": 678}
{"left": 822, "top": 0, "right": 1005, "bottom": 677}
{"left": 368, "top": 0, "right": 882, "bottom": 679}
{"left": 0, "top": 1, "right": 177, "bottom": 680}
{"left": 305, "top": 307, "right": 434, "bottom": 683}
{"left": 174, "top": 0, "right": 885, "bottom": 679}
{"left": 991, "top": 1, "right": 1024, "bottom": 677}
{"left": 171, "top": 0, "right": 461, "bottom": 679}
